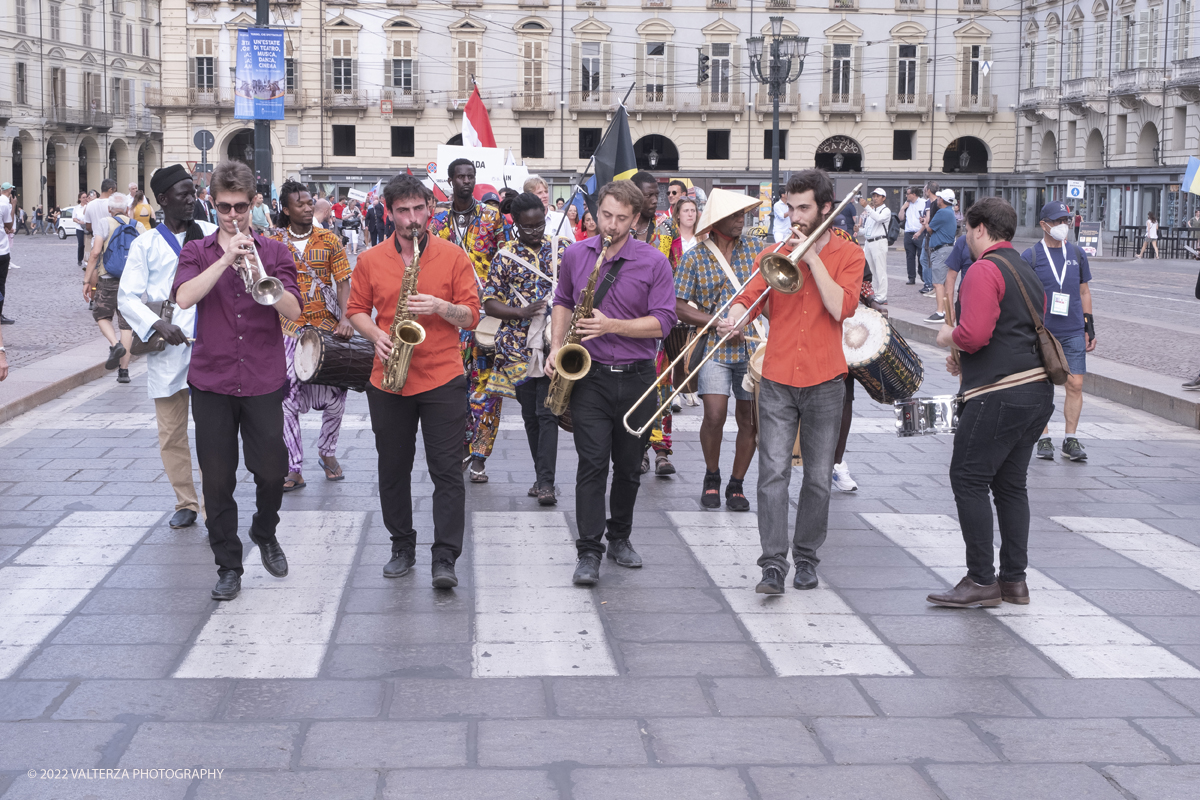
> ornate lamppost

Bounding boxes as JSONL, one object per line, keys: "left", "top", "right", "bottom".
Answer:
{"left": 748, "top": 17, "right": 807, "bottom": 202}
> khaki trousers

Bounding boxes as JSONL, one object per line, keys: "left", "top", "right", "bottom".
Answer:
{"left": 155, "top": 389, "right": 202, "bottom": 514}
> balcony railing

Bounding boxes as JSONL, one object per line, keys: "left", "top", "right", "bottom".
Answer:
{"left": 1169, "top": 56, "right": 1200, "bottom": 88}
{"left": 576, "top": 0, "right": 605, "bottom": 6}
{"left": 885, "top": 92, "right": 931, "bottom": 116}
{"left": 819, "top": 92, "right": 865, "bottom": 115}
{"left": 46, "top": 106, "right": 114, "bottom": 129}
{"left": 642, "top": 0, "right": 669, "bottom": 7}
{"left": 518, "top": 0, "right": 547, "bottom": 6}
{"left": 1062, "top": 77, "right": 1108, "bottom": 100}
{"left": 897, "top": 0, "right": 924, "bottom": 9}
{"left": 708, "top": 0, "right": 736, "bottom": 7}
{"left": 1017, "top": 85, "right": 1060, "bottom": 110}
{"left": 1110, "top": 68, "right": 1167, "bottom": 95}
{"left": 677, "top": 91, "right": 746, "bottom": 113}
{"left": 322, "top": 89, "right": 371, "bottom": 109}
{"left": 766, "top": 0, "right": 793, "bottom": 7}
{"left": 146, "top": 88, "right": 233, "bottom": 109}
{"left": 959, "top": 0, "right": 986, "bottom": 10}
{"left": 382, "top": 89, "right": 425, "bottom": 111}
{"left": 568, "top": 90, "right": 617, "bottom": 112}
{"left": 830, "top": 0, "right": 857, "bottom": 8}
{"left": 754, "top": 91, "right": 801, "bottom": 114}
{"left": 0, "top": 100, "right": 12, "bottom": 123}
{"left": 945, "top": 92, "right": 998, "bottom": 115}
{"left": 129, "top": 110, "right": 162, "bottom": 133}
{"left": 512, "top": 92, "right": 554, "bottom": 112}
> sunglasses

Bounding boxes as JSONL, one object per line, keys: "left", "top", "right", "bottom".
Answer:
{"left": 216, "top": 202, "right": 251, "bottom": 215}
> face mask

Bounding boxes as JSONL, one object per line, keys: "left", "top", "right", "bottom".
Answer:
{"left": 1048, "top": 224, "right": 1069, "bottom": 242}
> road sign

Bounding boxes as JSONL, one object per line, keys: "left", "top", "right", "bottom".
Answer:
{"left": 1067, "top": 180, "right": 1085, "bottom": 199}
{"left": 193, "top": 129, "right": 215, "bottom": 152}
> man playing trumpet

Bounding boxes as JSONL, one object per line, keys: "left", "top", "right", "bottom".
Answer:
{"left": 719, "top": 169, "right": 864, "bottom": 595}
{"left": 348, "top": 175, "right": 480, "bottom": 589}
{"left": 548, "top": 180, "right": 677, "bottom": 587}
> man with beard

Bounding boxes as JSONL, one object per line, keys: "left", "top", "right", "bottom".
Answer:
{"left": 720, "top": 169, "right": 863, "bottom": 595}
{"left": 428, "top": 159, "right": 505, "bottom": 482}
{"left": 117, "top": 164, "right": 215, "bottom": 529}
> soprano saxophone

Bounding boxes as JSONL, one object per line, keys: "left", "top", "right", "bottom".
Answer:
{"left": 380, "top": 225, "right": 428, "bottom": 392}
{"left": 544, "top": 235, "right": 612, "bottom": 415}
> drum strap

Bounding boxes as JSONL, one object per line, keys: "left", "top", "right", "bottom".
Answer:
{"left": 960, "top": 367, "right": 1048, "bottom": 403}
{"left": 702, "top": 239, "right": 767, "bottom": 341}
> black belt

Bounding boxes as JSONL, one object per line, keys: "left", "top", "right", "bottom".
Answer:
{"left": 932, "top": 243, "right": 950, "bottom": 251}
{"left": 596, "top": 359, "right": 654, "bottom": 373}
{"left": 867, "top": 235, "right": 887, "bottom": 243}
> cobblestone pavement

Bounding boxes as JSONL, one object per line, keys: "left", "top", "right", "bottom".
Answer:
{"left": 0, "top": 339, "right": 1199, "bottom": 799}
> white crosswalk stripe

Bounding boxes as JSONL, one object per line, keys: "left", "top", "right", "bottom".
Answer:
{"left": 0, "top": 511, "right": 162, "bottom": 678}
{"left": 471, "top": 511, "right": 617, "bottom": 677}
{"left": 173, "top": 510, "right": 365, "bottom": 679}
{"left": 669, "top": 512, "right": 912, "bottom": 676}
{"left": 863, "top": 513, "right": 1200, "bottom": 679}
{"left": 1051, "top": 516, "right": 1200, "bottom": 593}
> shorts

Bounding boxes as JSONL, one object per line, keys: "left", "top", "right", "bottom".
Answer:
{"left": 92, "top": 277, "right": 131, "bottom": 330}
{"left": 1058, "top": 333, "right": 1087, "bottom": 375}
{"left": 697, "top": 358, "right": 753, "bottom": 402}
{"left": 929, "top": 246, "right": 950, "bottom": 284}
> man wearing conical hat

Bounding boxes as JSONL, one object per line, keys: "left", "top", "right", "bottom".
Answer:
{"left": 674, "top": 188, "right": 767, "bottom": 512}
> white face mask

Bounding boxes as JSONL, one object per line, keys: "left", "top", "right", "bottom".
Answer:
{"left": 1047, "top": 223, "right": 1069, "bottom": 242}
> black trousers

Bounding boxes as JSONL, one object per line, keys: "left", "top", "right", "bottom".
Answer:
{"left": 0, "top": 253, "right": 8, "bottom": 317}
{"left": 191, "top": 386, "right": 288, "bottom": 575}
{"left": 76, "top": 230, "right": 86, "bottom": 265}
{"left": 570, "top": 362, "right": 657, "bottom": 556}
{"left": 903, "top": 232, "right": 919, "bottom": 281}
{"left": 950, "top": 381, "right": 1055, "bottom": 585}
{"left": 366, "top": 376, "right": 468, "bottom": 563}
{"left": 515, "top": 375, "right": 558, "bottom": 488}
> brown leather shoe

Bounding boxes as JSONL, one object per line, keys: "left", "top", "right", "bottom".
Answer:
{"left": 927, "top": 577, "right": 1002, "bottom": 608}
{"left": 1000, "top": 580, "right": 1030, "bottom": 605}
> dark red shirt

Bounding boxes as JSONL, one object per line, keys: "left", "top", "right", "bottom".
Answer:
{"left": 173, "top": 231, "right": 302, "bottom": 397}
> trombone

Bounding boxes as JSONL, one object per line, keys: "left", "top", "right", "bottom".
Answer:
{"left": 622, "top": 183, "right": 863, "bottom": 438}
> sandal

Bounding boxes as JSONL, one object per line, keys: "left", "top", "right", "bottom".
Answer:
{"left": 528, "top": 483, "right": 539, "bottom": 498}
{"left": 538, "top": 485, "right": 557, "bottom": 506}
{"left": 468, "top": 459, "right": 489, "bottom": 483}
{"left": 283, "top": 474, "right": 306, "bottom": 492}
{"left": 318, "top": 457, "right": 345, "bottom": 481}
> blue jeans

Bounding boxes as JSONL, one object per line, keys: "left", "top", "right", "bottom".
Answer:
{"left": 1057, "top": 333, "right": 1087, "bottom": 375}
{"left": 755, "top": 376, "right": 845, "bottom": 573}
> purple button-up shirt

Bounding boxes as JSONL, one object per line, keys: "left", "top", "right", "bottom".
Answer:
{"left": 173, "top": 230, "right": 301, "bottom": 397}
{"left": 553, "top": 234, "right": 676, "bottom": 365}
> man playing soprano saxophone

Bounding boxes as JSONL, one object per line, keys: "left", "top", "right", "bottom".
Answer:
{"left": 547, "top": 180, "right": 677, "bottom": 587}
{"left": 347, "top": 175, "right": 481, "bottom": 589}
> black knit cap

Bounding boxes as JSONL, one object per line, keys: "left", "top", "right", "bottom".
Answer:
{"left": 150, "top": 164, "right": 191, "bottom": 197}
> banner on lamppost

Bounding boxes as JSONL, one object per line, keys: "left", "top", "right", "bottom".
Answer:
{"left": 234, "top": 29, "right": 286, "bottom": 121}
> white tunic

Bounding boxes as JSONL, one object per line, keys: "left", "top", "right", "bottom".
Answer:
{"left": 117, "top": 221, "right": 218, "bottom": 399}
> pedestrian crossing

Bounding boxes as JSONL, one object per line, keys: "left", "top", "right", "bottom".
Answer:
{"left": 471, "top": 511, "right": 618, "bottom": 677}
{"left": 668, "top": 512, "right": 912, "bottom": 676}
{"left": 1051, "top": 517, "right": 1200, "bottom": 593}
{"left": 0, "top": 511, "right": 161, "bottom": 678}
{"left": 863, "top": 513, "right": 1200, "bottom": 679}
{"left": 173, "top": 510, "right": 365, "bottom": 679}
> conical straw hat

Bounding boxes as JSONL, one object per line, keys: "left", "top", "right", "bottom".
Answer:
{"left": 695, "top": 188, "right": 762, "bottom": 237}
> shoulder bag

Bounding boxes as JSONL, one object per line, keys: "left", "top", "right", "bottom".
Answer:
{"left": 986, "top": 249, "right": 1069, "bottom": 386}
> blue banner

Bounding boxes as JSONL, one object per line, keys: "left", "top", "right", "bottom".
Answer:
{"left": 234, "top": 28, "right": 285, "bottom": 121}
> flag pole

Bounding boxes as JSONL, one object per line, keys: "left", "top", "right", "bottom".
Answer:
{"left": 549, "top": 83, "right": 636, "bottom": 240}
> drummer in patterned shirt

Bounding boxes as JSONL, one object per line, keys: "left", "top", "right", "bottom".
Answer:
{"left": 269, "top": 179, "right": 355, "bottom": 491}
{"left": 482, "top": 192, "right": 569, "bottom": 506}
{"left": 631, "top": 171, "right": 676, "bottom": 476}
{"left": 427, "top": 159, "right": 506, "bottom": 482}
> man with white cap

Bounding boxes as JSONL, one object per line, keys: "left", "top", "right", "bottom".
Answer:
{"left": 674, "top": 188, "right": 765, "bottom": 511}
{"left": 922, "top": 188, "right": 958, "bottom": 324}
{"left": 860, "top": 188, "right": 893, "bottom": 304}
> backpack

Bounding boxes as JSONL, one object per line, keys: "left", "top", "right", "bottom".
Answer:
{"left": 102, "top": 215, "right": 139, "bottom": 278}
{"left": 886, "top": 212, "right": 901, "bottom": 246}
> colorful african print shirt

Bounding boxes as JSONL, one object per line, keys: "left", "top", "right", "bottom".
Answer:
{"left": 428, "top": 201, "right": 504, "bottom": 281}
{"left": 639, "top": 216, "right": 673, "bottom": 261}
{"left": 268, "top": 226, "right": 352, "bottom": 337}
{"left": 483, "top": 237, "right": 569, "bottom": 368}
{"left": 674, "top": 236, "right": 766, "bottom": 365}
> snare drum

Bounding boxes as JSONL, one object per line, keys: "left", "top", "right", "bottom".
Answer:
{"left": 894, "top": 395, "right": 960, "bottom": 437}
{"left": 843, "top": 306, "right": 924, "bottom": 404}
{"left": 295, "top": 326, "right": 374, "bottom": 393}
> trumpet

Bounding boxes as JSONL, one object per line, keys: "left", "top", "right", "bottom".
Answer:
{"left": 234, "top": 221, "right": 286, "bottom": 305}
{"left": 622, "top": 183, "right": 863, "bottom": 437}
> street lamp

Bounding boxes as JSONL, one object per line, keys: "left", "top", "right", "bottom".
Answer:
{"left": 648, "top": 147, "right": 660, "bottom": 168}
{"left": 748, "top": 16, "right": 807, "bottom": 203}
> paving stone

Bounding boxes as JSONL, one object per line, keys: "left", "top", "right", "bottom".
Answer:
{"left": 223, "top": 680, "right": 385, "bottom": 720}
{"left": 119, "top": 722, "right": 299, "bottom": 769}
{"left": 573, "top": 767, "right": 750, "bottom": 799}
{"left": 1080, "top": 590, "right": 1200, "bottom": 616}
{"left": 707, "top": 677, "right": 875, "bottom": 717}
{"left": 1133, "top": 718, "right": 1200, "bottom": 762}
{"left": 55, "top": 680, "right": 227, "bottom": 721}
{"left": 477, "top": 719, "right": 646, "bottom": 767}
{"left": 594, "top": 587, "right": 725, "bottom": 614}
{"left": 80, "top": 589, "right": 214, "bottom": 615}
{"left": 19, "top": 645, "right": 181, "bottom": 680}
{"left": 813, "top": 718, "right": 997, "bottom": 763}
{"left": 604, "top": 613, "right": 747, "bottom": 643}
{"left": 335, "top": 613, "right": 470, "bottom": 645}
{"left": 0, "top": 721, "right": 124, "bottom": 769}
{"left": 648, "top": 717, "right": 825, "bottom": 765}
{"left": 896, "top": 646, "right": 1061, "bottom": 678}
{"left": 868, "top": 614, "right": 1021, "bottom": 646}
{"left": 1103, "top": 765, "right": 1200, "bottom": 800}
{"left": 301, "top": 721, "right": 467, "bottom": 768}
{"left": 195, "top": 770, "right": 378, "bottom": 800}
{"left": 0, "top": 681, "right": 68, "bottom": 721}
{"left": 51, "top": 615, "right": 201, "bottom": 645}
{"left": 388, "top": 678, "right": 547, "bottom": 719}
{"left": 749, "top": 765, "right": 940, "bottom": 800}
{"left": 927, "top": 764, "right": 1127, "bottom": 800}
{"left": 859, "top": 677, "right": 1035, "bottom": 717}
{"left": 1040, "top": 567, "right": 1182, "bottom": 591}
{"left": 382, "top": 769, "right": 558, "bottom": 800}
{"left": 618, "top": 642, "right": 767, "bottom": 677}
{"left": 324, "top": 644, "right": 472, "bottom": 679}
{"left": 0, "top": 778, "right": 189, "bottom": 799}
{"left": 819, "top": 567, "right": 941, "bottom": 590}
{"left": 552, "top": 678, "right": 711, "bottom": 718}
{"left": 973, "top": 718, "right": 1171, "bottom": 764}
{"left": 1125, "top": 616, "right": 1200, "bottom": 645}
{"left": 1009, "top": 679, "right": 1193, "bottom": 718}
{"left": 1155, "top": 679, "right": 1200, "bottom": 713}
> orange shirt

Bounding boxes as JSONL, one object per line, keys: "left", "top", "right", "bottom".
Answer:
{"left": 347, "top": 234, "right": 480, "bottom": 396}
{"left": 732, "top": 231, "right": 864, "bottom": 389}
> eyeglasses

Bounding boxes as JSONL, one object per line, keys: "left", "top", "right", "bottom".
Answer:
{"left": 517, "top": 222, "right": 546, "bottom": 233}
{"left": 215, "top": 202, "right": 251, "bottom": 215}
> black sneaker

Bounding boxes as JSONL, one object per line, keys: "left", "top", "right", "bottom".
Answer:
{"left": 701, "top": 471, "right": 721, "bottom": 510}
{"left": 383, "top": 546, "right": 416, "bottom": 578}
{"left": 725, "top": 479, "right": 750, "bottom": 512}
{"left": 1062, "top": 437, "right": 1088, "bottom": 462}
{"left": 117, "top": 368, "right": 131, "bottom": 384}
{"left": 924, "top": 311, "right": 945, "bottom": 324}
{"left": 573, "top": 552, "right": 601, "bottom": 585}
{"left": 105, "top": 342, "right": 126, "bottom": 370}
{"left": 756, "top": 566, "right": 785, "bottom": 595}
{"left": 1036, "top": 437, "right": 1054, "bottom": 460}
{"left": 905, "top": 279, "right": 916, "bottom": 285}
{"left": 431, "top": 558, "right": 458, "bottom": 589}
{"left": 1183, "top": 375, "right": 1200, "bottom": 391}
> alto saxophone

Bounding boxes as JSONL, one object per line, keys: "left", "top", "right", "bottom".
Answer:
{"left": 380, "top": 225, "right": 428, "bottom": 392}
{"left": 545, "top": 235, "right": 612, "bottom": 415}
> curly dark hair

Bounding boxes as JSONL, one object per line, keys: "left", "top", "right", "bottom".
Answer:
{"left": 509, "top": 191, "right": 545, "bottom": 219}
{"left": 276, "top": 179, "right": 309, "bottom": 227}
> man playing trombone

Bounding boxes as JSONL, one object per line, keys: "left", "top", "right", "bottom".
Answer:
{"left": 719, "top": 169, "right": 864, "bottom": 596}
{"left": 174, "top": 160, "right": 302, "bottom": 602}
{"left": 547, "top": 180, "right": 677, "bottom": 587}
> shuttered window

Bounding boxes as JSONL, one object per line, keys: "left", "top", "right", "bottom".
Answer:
{"left": 332, "top": 38, "right": 354, "bottom": 93}
{"left": 897, "top": 44, "right": 917, "bottom": 99}
{"left": 831, "top": 44, "right": 852, "bottom": 99}
{"left": 392, "top": 40, "right": 415, "bottom": 92}
{"left": 581, "top": 42, "right": 601, "bottom": 96}
{"left": 523, "top": 40, "right": 543, "bottom": 95}
{"left": 193, "top": 37, "right": 215, "bottom": 91}
{"left": 646, "top": 41, "right": 666, "bottom": 102}
{"left": 457, "top": 39, "right": 477, "bottom": 100}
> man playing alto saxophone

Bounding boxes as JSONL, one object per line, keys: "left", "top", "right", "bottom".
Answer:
{"left": 347, "top": 175, "right": 481, "bottom": 589}
{"left": 547, "top": 180, "right": 677, "bottom": 587}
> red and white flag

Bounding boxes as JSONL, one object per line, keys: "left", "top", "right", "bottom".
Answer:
{"left": 462, "top": 85, "right": 496, "bottom": 148}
